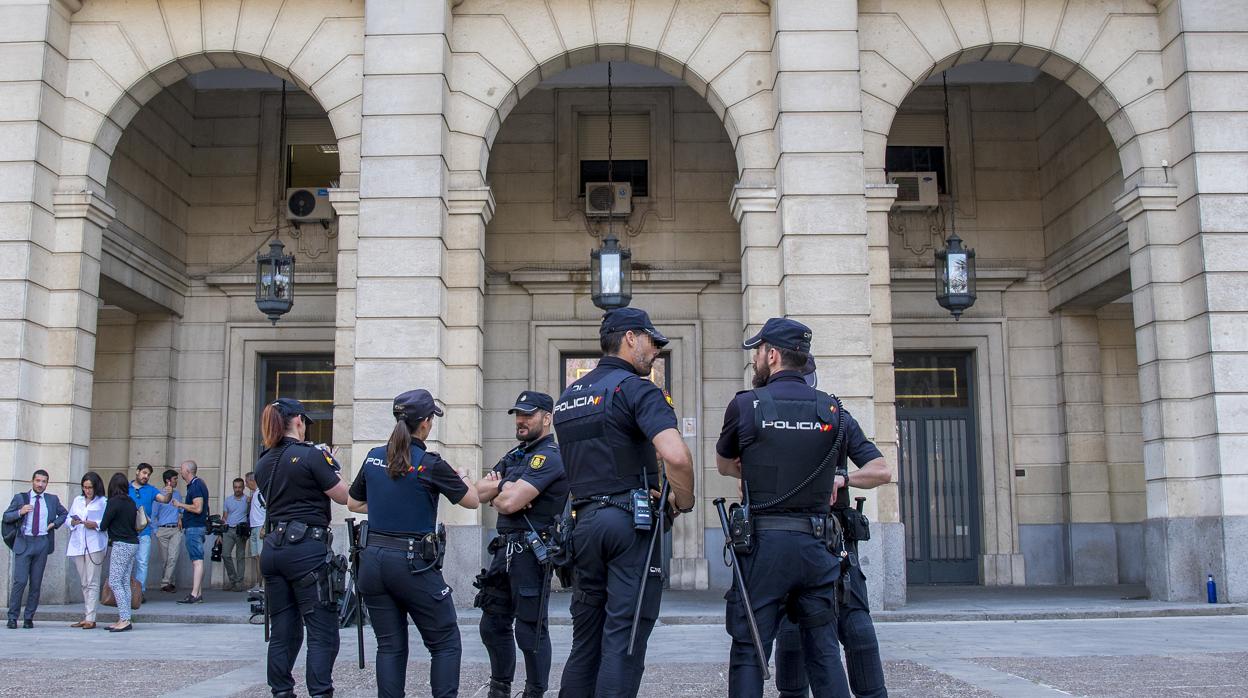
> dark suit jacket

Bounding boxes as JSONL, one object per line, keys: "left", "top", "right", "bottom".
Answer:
{"left": 3, "top": 492, "right": 68, "bottom": 556}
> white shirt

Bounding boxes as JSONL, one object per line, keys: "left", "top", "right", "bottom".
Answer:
{"left": 248, "top": 488, "right": 266, "bottom": 528}
{"left": 23, "top": 489, "right": 50, "bottom": 536}
{"left": 65, "top": 495, "right": 108, "bottom": 556}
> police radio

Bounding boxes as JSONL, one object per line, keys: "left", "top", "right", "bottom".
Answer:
{"left": 728, "top": 486, "right": 754, "bottom": 555}
{"left": 631, "top": 488, "right": 654, "bottom": 531}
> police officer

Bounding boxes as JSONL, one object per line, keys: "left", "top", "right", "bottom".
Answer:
{"left": 553, "top": 307, "right": 696, "bottom": 698}
{"left": 773, "top": 358, "right": 893, "bottom": 698}
{"left": 717, "top": 317, "right": 863, "bottom": 698}
{"left": 345, "top": 389, "right": 480, "bottom": 698}
{"left": 254, "top": 398, "right": 349, "bottom": 698}
{"left": 473, "top": 390, "right": 569, "bottom": 698}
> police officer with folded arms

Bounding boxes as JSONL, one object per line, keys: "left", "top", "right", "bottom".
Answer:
{"left": 716, "top": 317, "right": 860, "bottom": 698}
{"left": 473, "top": 390, "right": 569, "bottom": 698}
{"left": 254, "top": 398, "right": 348, "bottom": 698}
{"left": 346, "top": 389, "right": 480, "bottom": 698}
{"left": 553, "top": 307, "right": 695, "bottom": 698}
{"left": 773, "top": 357, "right": 893, "bottom": 698}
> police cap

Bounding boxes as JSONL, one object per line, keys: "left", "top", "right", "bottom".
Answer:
{"left": 271, "top": 397, "right": 314, "bottom": 424}
{"left": 393, "top": 389, "right": 443, "bottom": 422}
{"left": 742, "top": 317, "right": 813, "bottom": 353}
{"left": 600, "top": 307, "right": 669, "bottom": 347}
{"left": 508, "top": 390, "right": 554, "bottom": 414}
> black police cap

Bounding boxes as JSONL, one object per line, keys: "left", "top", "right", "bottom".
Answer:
{"left": 508, "top": 391, "right": 554, "bottom": 414}
{"left": 271, "top": 397, "right": 314, "bottom": 424}
{"left": 743, "top": 317, "right": 813, "bottom": 353}
{"left": 599, "top": 307, "right": 669, "bottom": 347}
{"left": 393, "top": 389, "right": 443, "bottom": 421}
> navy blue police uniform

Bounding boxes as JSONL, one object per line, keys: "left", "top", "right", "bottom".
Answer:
{"left": 773, "top": 359, "right": 888, "bottom": 698}
{"left": 254, "top": 398, "right": 344, "bottom": 698}
{"left": 349, "top": 389, "right": 470, "bottom": 698}
{"left": 476, "top": 391, "right": 569, "bottom": 698}
{"left": 717, "top": 318, "right": 860, "bottom": 698}
{"left": 554, "top": 307, "right": 678, "bottom": 698}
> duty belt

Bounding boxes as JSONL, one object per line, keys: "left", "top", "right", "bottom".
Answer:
{"left": 572, "top": 494, "right": 634, "bottom": 514}
{"left": 754, "top": 514, "right": 828, "bottom": 536}
{"left": 272, "top": 521, "right": 330, "bottom": 546}
{"left": 367, "top": 530, "right": 442, "bottom": 564}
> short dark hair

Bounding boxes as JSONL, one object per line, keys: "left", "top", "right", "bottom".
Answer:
{"left": 81, "top": 471, "right": 105, "bottom": 499}
{"left": 32, "top": 469, "right": 49, "bottom": 480}
{"left": 764, "top": 343, "right": 809, "bottom": 372}
{"left": 136, "top": 463, "right": 153, "bottom": 475}
{"left": 162, "top": 469, "right": 178, "bottom": 484}
{"left": 107, "top": 472, "right": 129, "bottom": 498}
{"left": 600, "top": 329, "right": 628, "bottom": 355}
{"left": 233, "top": 478, "right": 245, "bottom": 486}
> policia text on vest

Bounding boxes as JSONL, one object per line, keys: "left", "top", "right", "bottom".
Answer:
{"left": 715, "top": 317, "right": 895, "bottom": 698}
{"left": 552, "top": 307, "right": 696, "bottom": 698}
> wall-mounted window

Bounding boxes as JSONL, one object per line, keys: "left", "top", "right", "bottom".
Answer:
{"left": 285, "top": 118, "right": 339, "bottom": 189}
{"left": 578, "top": 113, "right": 649, "bottom": 197}
{"left": 259, "top": 354, "right": 335, "bottom": 448}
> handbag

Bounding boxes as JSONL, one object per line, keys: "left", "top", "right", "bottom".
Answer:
{"left": 135, "top": 506, "right": 149, "bottom": 531}
{"left": 100, "top": 576, "right": 142, "bottom": 610}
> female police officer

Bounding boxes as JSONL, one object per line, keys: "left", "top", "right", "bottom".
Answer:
{"left": 254, "top": 397, "right": 349, "bottom": 698}
{"left": 346, "top": 389, "right": 480, "bottom": 698}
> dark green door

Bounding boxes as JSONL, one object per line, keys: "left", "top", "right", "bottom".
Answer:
{"left": 895, "top": 352, "right": 980, "bottom": 584}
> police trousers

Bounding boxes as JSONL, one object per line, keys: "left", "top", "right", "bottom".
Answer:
{"left": 261, "top": 534, "right": 339, "bottom": 697}
{"left": 478, "top": 534, "right": 554, "bottom": 693}
{"left": 559, "top": 505, "right": 663, "bottom": 698}
{"left": 725, "top": 531, "right": 850, "bottom": 698}
{"left": 359, "top": 546, "right": 461, "bottom": 698}
{"left": 774, "top": 558, "right": 887, "bottom": 698}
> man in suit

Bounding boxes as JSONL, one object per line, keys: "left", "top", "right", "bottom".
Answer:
{"left": 3, "top": 469, "right": 68, "bottom": 628}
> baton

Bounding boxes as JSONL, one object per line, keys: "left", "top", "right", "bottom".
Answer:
{"left": 534, "top": 559, "right": 553, "bottom": 650}
{"left": 714, "top": 497, "right": 770, "bottom": 680}
{"left": 627, "top": 478, "right": 669, "bottom": 656}
{"left": 262, "top": 520, "right": 271, "bottom": 642}
{"left": 345, "top": 518, "right": 365, "bottom": 669}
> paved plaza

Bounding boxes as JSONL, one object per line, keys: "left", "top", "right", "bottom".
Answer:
{"left": 3, "top": 611, "right": 1245, "bottom": 697}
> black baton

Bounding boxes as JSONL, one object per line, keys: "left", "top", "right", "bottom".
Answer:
{"left": 714, "top": 497, "right": 770, "bottom": 680}
{"left": 627, "top": 478, "right": 669, "bottom": 656}
{"left": 345, "top": 518, "right": 365, "bottom": 669}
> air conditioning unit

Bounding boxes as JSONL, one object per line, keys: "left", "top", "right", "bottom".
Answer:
{"left": 887, "top": 172, "right": 939, "bottom": 209}
{"left": 584, "top": 182, "right": 632, "bottom": 217}
{"left": 285, "top": 187, "right": 333, "bottom": 221}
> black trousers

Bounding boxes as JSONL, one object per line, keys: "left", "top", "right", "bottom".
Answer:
{"left": 725, "top": 531, "right": 850, "bottom": 698}
{"left": 261, "top": 534, "right": 340, "bottom": 697}
{"left": 7, "top": 536, "right": 51, "bottom": 621}
{"left": 558, "top": 506, "right": 663, "bottom": 698}
{"left": 359, "top": 546, "right": 461, "bottom": 698}
{"left": 479, "top": 534, "right": 554, "bottom": 693}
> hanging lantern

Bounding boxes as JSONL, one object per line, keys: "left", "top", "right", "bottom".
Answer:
{"left": 591, "top": 232, "right": 632, "bottom": 310}
{"left": 255, "top": 239, "right": 294, "bottom": 325}
{"left": 935, "top": 232, "right": 976, "bottom": 320}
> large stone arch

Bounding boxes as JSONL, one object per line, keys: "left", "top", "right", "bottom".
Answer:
{"left": 60, "top": 0, "right": 364, "bottom": 191}
{"left": 445, "top": 0, "right": 776, "bottom": 181}
{"left": 859, "top": 2, "right": 1168, "bottom": 185}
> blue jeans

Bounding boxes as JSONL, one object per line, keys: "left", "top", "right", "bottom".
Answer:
{"left": 135, "top": 535, "right": 152, "bottom": 591}
{"left": 183, "top": 527, "right": 206, "bottom": 561}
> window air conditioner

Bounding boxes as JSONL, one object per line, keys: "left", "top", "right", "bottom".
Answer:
{"left": 584, "top": 182, "right": 632, "bottom": 217}
{"left": 887, "top": 172, "right": 939, "bottom": 209}
{"left": 285, "top": 187, "right": 334, "bottom": 222}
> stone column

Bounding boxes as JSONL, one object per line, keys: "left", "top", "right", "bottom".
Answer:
{"left": 359, "top": 0, "right": 482, "bottom": 599}
{"left": 329, "top": 187, "right": 359, "bottom": 478}
{"left": 1054, "top": 311, "right": 1117, "bottom": 584}
{"left": 129, "top": 314, "right": 179, "bottom": 470}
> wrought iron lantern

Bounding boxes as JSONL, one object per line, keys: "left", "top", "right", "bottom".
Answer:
{"left": 591, "top": 231, "right": 632, "bottom": 310}
{"left": 935, "top": 232, "right": 976, "bottom": 320}
{"left": 255, "top": 239, "right": 294, "bottom": 324}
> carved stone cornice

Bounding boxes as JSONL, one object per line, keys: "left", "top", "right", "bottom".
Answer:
{"left": 327, "top": 188, "right": 359, "bottom": 217}
{"left": 53, "top": 189, "right": 115, "bottom": 227}
{"left": 729, "top": 184, "right": 778, "bottom": 223}
{"left": 865, "top": 183, "right": 899, "bottom": 213}
{"left": 448, "top": 186, "right": 497, "bottom": 224}
{"left": 1113, "top": 184, "right": 1177, "bottom": 223}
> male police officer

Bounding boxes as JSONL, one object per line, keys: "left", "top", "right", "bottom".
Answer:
{"left": 717, "top": 317, "right": 860, "bottom": 698}
{"left": 773, "top": 358, "right": 893, "bottom": 698}
{"left": 553, "top": 307, "right": 695, "bottom": 698}
{"left": 474, "top": 391, "right": 569, "bottom": 698}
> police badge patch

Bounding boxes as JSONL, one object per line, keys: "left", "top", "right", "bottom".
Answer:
{"left": 663, "top": 390, "right": 674, "bottom": 408}
{"left": 529, "top": 454, "right": 546, "bottom": 470}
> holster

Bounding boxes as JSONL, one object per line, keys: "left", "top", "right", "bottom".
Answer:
{"left": 840, "top": 507, "right": 871, "bottom": 542}
{"left": 728, "top": 503, "right": 754, "bottom": 556}
{"left": 550, "top": 513, "right": 576, "bottom": 587}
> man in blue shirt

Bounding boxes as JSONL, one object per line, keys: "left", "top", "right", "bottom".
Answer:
{"left": 151, "top": 468, "right": 183, "bottom": 593}
{"left": 172, "top": 460, "right": 210, "bottom": 603}
{"left": 129, "top": 463, "right": 173, "bottom": 597}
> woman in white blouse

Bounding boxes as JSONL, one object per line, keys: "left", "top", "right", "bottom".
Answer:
{"left": 65, "top": 471, "right": 108, "bottom": 629}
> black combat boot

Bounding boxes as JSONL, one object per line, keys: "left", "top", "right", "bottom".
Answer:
{"left": 521, "top": 687, "right": 545, "bottom": 698}
{"left": 487, "top": 679, "right": 511, "bottom": 698}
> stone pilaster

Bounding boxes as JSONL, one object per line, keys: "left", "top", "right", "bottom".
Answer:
{"left": 129, "top": 314, "right": 180, "bottom": 470}
{"left": 329, "top": 187, "right": 359, "bottom": 478}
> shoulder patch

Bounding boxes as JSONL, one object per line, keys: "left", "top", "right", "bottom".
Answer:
{"left": 663, "top": 390, "right": 674, "bottom": 407}
{"left": 528, "top": 454, "right": 546, "bottom": 470}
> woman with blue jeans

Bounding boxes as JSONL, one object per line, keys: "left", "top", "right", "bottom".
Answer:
{"left": 100, "top": 472, "right": 140, "bottom": 632}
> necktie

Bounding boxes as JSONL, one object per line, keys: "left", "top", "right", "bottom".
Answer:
{"left": 32, "top": 494, "right": 42, "bottom": 536}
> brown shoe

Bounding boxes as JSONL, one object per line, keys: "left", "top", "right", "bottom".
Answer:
{"left": 80, "top": 622, "right": 96, "bottom": 630}
{"left": 70, "top": 620, "right": 85, "bottom": 628}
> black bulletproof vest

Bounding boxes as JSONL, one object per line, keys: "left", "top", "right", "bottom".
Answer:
{"left": 496, "top": 438, "right": 568, "bottom": 531}
{"left": 553, "top": 367, "right": 656, "bottom": 498}
{"left": 740, "top": 386, "right": 840, "bottom": 513}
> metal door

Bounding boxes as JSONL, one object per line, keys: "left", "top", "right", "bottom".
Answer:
{"left": 895, "top": 352, "right": 980, "bottom": 584}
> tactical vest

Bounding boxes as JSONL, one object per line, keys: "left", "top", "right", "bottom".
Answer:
{"left": 360, "top": 444, "right": 440, "bottom": 534}
{"left": 740, "top": 386, "right": 841, "bottom": 513}
{"left": 553, "top": 367, "right": 657, "bottom": 498}
{"left": 496, "top": 439, "right": 567, "bottom": 530}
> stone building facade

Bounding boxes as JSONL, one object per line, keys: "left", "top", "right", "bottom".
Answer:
{"left": 2, "top": 0, "right": 1245, "bottom": 608}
